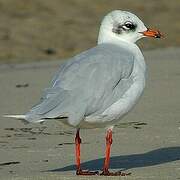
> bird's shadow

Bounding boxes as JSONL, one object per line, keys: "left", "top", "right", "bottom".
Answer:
{"left": 49, "top": 146, "right": 180, "bottom": 172}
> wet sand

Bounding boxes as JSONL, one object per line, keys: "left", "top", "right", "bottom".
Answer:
{"left": 0, "top": 47, "right": 180, "bottom": 179}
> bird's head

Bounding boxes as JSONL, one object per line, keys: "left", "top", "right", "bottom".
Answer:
{"left": 98, "top": 10, "right": 163, "bottom": 44}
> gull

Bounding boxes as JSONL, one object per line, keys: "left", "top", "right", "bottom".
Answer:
{"left": 4, "top": 10, "right": 162, "bottom": 176}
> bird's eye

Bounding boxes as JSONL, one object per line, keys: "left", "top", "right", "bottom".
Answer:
{"left": 125, "top": 23, "right": 133, "bottom": 28}
{"left": 123, "top": 22, "right": 136, "bottom": 30}
{"left": 112, "top": 21, "right": 137, "bottom": 34}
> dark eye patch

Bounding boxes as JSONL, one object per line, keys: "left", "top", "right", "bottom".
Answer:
{"left": 112, "top": 21, "right": 137, "bottom": 34}
{"left": 112, "top": 23, "right": 124, "bottom": 34}
{"left": 112, "top": 25, "right": 122, "bottom": 34}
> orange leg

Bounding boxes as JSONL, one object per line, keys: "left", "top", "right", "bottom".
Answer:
{"left": 100, "top": 129, "right": 131, "bottom": 176}
{"left": 75, "top": 129, "right": 99, "bottom": 175}
{"left": 101, "top": 129, "right": 113, "bottom": 174}
{"left": 75, "top": 129, "right": 81, "bottom": 172}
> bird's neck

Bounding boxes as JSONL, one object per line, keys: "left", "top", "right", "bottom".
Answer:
{"left": 98, "top": 28, "right": 146, "bottom": 73}
{"left": 98, "top": 28, "right": 135, "bottom": 46}
{"left": 97, "top": 28, "right": 142, "bottom": 55}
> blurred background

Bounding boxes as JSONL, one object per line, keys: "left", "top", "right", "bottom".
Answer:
{"left": 0, "top": 0, "right": 179, "bottom": 63}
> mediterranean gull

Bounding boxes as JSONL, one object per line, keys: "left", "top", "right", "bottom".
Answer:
{"left": 4, "top": 10, "right": 163, "bottom": 176}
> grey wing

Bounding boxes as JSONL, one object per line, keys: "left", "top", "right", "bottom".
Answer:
{"left": 25, "top": 44, "right": 134, "bottom": 126}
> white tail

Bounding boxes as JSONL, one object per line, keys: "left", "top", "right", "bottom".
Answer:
{"left": 3, "top": 115, "right": 26, "bottom": 119}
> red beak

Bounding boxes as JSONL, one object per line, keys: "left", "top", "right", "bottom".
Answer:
{"left": 140, "top": 28, "right": 164, "bottom": 38}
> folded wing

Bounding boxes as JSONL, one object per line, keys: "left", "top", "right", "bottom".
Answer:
{"left": 25, "top": 43, "right": 134, "bottom": 126}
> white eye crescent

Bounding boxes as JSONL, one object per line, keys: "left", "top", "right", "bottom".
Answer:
{"left": 122, "top": 22, "right": 136, "bottom": 30}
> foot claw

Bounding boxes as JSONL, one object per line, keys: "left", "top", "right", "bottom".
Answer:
{"left": 100, "top": 170, "right": 131, "bottom": 176}
{"left": 76, "top": 169, "right": 99, "bottom": 176}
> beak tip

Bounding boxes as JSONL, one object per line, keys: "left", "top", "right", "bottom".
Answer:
{"left": 155, "top": 34, "right": 161, "bottom": 39}
{"left": 156, "top": 31, "right": 164, "bottom": 38}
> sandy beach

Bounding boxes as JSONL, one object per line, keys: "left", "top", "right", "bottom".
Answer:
{"left": 0, "top": 0, "right": 179, "bottom": 63}
{"left": 0, "top": 47, "right": 180, "bottom": 179}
